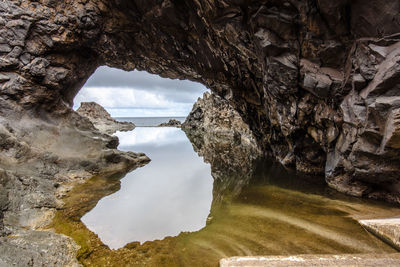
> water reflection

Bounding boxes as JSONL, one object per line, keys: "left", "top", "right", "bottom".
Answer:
{"left": 183, "top": 127, "right": 262, "bottom": 205}
{"left": 59, "top": 126, "right": 400, "bottom": 267}
{"left": 82, "top": 127, "right": 213, "bottom": 249}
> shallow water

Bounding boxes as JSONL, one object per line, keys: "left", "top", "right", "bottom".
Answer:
{"left": 59, "top": 126, "right": 400, "bottom": 266}
{"left": 82, "top": 128, "right": 213, "bottom": 249}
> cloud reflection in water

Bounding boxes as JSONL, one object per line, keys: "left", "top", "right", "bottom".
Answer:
{"left": 82, "top": 127, "right": 213, "bottom": 249}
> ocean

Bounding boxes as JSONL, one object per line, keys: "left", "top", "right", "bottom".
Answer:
{"left": 115, "top": 117, "right": 186, "bottom": 127}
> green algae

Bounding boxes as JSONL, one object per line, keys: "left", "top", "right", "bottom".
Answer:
{"left": 50, "top": 168, "right": 399, "bottom": 267}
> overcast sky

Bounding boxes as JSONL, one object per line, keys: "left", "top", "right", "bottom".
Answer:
{"left": 74, "top": 66, "right": 208, "bottom": 117}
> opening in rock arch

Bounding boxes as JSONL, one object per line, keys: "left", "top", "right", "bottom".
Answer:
{"left": 72, "top": 66, "right": 214, "bottom": 249}
{"left": 74, "top": 66, "right": 208, "bottom": 118}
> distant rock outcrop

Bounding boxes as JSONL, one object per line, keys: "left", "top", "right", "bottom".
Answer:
{"left": 77, "top": 102, "right": 135, "bottom": 134}
{"left": 158, "top": 119, "right": 181, "bottom": 128}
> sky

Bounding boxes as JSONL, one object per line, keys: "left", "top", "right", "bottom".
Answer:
{"left": 73, "top": 66, "right": 208, "bottom": 117}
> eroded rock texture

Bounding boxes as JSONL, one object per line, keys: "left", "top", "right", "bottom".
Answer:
{"left": 1, "top": 0, "right": 400, "bottom": 203}
{"left": 77, "top": 102, "right": 135, "bottom": 134}
{"left": 183, "top": 92, "right": 262, "bottom": 203}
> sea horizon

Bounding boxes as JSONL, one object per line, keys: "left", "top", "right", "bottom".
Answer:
{"left": 115, "top": 116, "right": 186, "bottom": 127}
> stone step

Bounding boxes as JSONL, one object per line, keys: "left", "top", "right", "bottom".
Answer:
{"left": 359, "top": 218, "right": 400, "bottom": 250}
{"left": 220, "top": 254, "right": 400, "bottom": 267}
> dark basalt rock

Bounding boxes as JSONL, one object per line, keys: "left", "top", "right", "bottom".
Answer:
{"left": 0, "top": 1, "right": 400, "bottom": 203}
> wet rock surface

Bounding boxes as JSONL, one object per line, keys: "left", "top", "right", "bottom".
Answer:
{"left": 0, "top": 114, "right": 149, "bottom": 265}
{"left": 77, "top": 102, "right": 135, "bottom": 134}
{"left": 359, "top": 218, "right": 400, "bottom": 251}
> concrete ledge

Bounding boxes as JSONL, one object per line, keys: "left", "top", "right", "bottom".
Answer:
{"left": 359, "top": 218, "right": 400, "bottom": 250}
{"left": 220, "top": 254, "right": 400, "bottom": 266}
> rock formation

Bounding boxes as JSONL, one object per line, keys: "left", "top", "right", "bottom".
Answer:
{"left": 183, "top": 92, "right": 262, "bottom": 202}
{"left": 0, "top": 109, "right": 148, "bottom": 264}
{"left": 183, "top": 92, "right": 261, "bottom": 155}
{"left": 77, "top": 102, "right": 135, "bottom": 134}
{"left": 158, "top": 119, "right": 181, "bottom": 127}
{"left": 0, "top": 1, "right": 400, "bottom": 202}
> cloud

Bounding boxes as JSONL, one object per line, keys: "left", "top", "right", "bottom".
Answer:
{"left": 74, "top": 66, "right": 208, "bottom": 117}
{"left": 82, "top": 66, "right": 207, "bottom": 103}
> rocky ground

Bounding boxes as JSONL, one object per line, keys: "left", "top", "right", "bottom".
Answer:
{"left": 77, "top": 102, "right": 135, "bottom": 134}
{"left": 0, "top": 109, "right": 149, "bottom": 266}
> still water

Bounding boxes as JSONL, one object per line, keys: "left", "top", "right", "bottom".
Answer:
{"left": 115, "top": 117, "right": 186, "bottom": 127}
{"left": 82, "top": 127, "right": 213, "bottom": 249}
{"left": 72, "top": 126, "right": 399, "bottom": 266}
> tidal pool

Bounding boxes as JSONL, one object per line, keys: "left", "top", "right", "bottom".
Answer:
{"left": 82, "top": 127, "right": 214, "bottom": 249}
{"left": 53, "top": 126, "right": 400, "bottom": 266}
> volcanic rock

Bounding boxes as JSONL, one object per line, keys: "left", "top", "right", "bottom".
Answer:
{"left": 77, "top": 102, "right": 135, "bottom": 134}
{"left": 0, "top": 0, "right": 400, "bottom": 208}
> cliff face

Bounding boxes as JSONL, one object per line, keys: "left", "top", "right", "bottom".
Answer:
{"left": 1, "top": 0, "right": 400, "bottom": 202}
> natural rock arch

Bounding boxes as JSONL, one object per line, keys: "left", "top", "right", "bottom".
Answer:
{"left": 1, "top": 0, "right": 400, "bottom": 202}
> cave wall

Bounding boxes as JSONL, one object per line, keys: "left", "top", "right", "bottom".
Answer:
{"left": 1, "top": 0, "right": 400, "bottom": 202}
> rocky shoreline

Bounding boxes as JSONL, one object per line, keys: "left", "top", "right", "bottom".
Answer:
{"left": 77, "top": 102, "right": 135, "bottom": 134}
{"left": 0, "top": 108, "right": 149, "bottom": 266}
{"left": 1, "top": 0, "right": 400, "bottom": 266}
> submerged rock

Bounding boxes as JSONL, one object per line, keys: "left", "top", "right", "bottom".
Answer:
{"left": 359, "top": 218, "right": 400, "bottom": 251}
{"left": 77, "top": 102, "right": 135, "bottom": 134}
{"left": 158, "top": 119, "right": 181, "bottom": 128}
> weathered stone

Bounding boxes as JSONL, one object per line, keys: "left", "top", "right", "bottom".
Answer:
{"left": 0, "top": 230, "right": 80, "bottom": 267}
{"left": 7, "top": 46, "right": 22, "bottom": 58}
{"left": 0, "top": 44, "right": 11, "bottom": 53}
{"left": 0, "top": 73, "right": 9, "bottom": 82}
{"left": 359, "top": 218, "right": 400, "bottom": 250}
{"left": 220, "top": 254, "right": 400, "bottom": 267}
{"left": 77, "top": 102, "right": 135, "bottom": 134}
{"left": 19, "top": 52, "right": 31, "bottom": 65}
{"left": 23, "top": 57, "right": 50, "bottom": 77}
